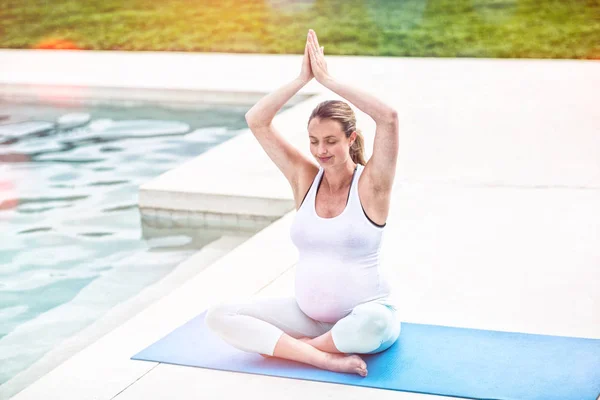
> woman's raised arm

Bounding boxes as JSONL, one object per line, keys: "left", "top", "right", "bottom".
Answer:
{"left": 307, "top": 29, "right": 399, "bottom": 193}
{"left": 244, "top": 34, "right": 317, "bottom": 200}
{"left": 245, "top": 32, "right": 314, "bottom": 126}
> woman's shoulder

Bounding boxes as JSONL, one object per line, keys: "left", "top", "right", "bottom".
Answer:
{"left": 293, "top": 163, "right": 320, "bottom": 210}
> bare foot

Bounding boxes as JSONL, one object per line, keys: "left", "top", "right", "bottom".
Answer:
{"left": 321, "top": 353, "right": 368, "bottom": 377}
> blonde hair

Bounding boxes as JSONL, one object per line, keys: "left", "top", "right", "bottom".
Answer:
{"left": 307, "top": 100, "right": 366, "bottom": 165}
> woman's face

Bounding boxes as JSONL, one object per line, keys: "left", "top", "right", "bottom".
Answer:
{"left": 308, "top": 118, "right": 353, "bottom": 167}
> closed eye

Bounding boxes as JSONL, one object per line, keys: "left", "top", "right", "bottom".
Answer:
{"left": 311, "top": 141, "right": 337, "bottom": 144}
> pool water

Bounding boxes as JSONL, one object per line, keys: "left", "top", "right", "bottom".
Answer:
{"left": 0, "top": 100, "right": 253, "bottom": 386}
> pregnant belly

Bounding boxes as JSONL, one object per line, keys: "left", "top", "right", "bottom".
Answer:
{"left": 294, "top": 262, "right": 383, "bottom": 323}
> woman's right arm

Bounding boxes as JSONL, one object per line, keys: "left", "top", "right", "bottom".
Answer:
{"left": 245, "top": 78, "right": 316, "bottom": 191}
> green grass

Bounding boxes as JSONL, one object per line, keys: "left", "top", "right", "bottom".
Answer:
{"left": 0, "top": 0, "right": 598, "bottom": 58}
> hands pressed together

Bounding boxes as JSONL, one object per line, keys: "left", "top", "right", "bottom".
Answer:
{"left": 299, "top": 29, "right": 330, "bottom": 84}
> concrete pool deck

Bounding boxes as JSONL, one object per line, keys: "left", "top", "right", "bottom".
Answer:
{"left": 1, "top": 50, "right": 599, "bottom": 399}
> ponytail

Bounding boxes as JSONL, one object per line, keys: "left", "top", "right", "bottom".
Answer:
{"left": 350, "top": 129, "right": 366, "bottom": 165}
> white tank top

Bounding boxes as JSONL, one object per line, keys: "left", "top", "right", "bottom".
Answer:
{"left": 290, "top": 164, "right": 393, "bottom": 323}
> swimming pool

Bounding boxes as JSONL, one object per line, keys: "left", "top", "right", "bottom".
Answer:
{"left": 0, "top": 99, "right": 257, "bottom": 386}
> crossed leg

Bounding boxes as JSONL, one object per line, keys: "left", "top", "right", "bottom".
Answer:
{"left": 205, "top": 296, "right": 400, "bottom": 376}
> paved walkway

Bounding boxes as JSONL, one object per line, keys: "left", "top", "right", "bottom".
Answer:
{"left": 1, "top": 50, "right": 598, "bottom": 399}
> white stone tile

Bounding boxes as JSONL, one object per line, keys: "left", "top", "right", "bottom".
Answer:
{"left": 254, "top": 265, "right": 296, "bottom": 299}
{"left": 237, "top": 214, "right": 259, "bottom": 231}
{"left": 204, "top": 212, "right": 222, "bottom": 229}
{"left": 139, "top": 208, "right": 157, "bottom": 225}
{"left": 187, "top": 212, "right": 205, "bottom": 228}
{"left": 220, "top": 213, "right": 238, "bottom": 228}
{"left": 380, "top": 184, "right": 600, "bottom": 339}
{"left": 116, "top": 363, "right": 453, "bottom": 400}
{"left": 155, "top": 210, "right": 174, "bottom": 228}
{"left": 170, "top": 210, "right": 190, "bottom": 227}
{"left": 254, "top": 219, "right": 273, "bottom": 231}
{"left": 139, "top": 208, "right": 157, "bottom": 218}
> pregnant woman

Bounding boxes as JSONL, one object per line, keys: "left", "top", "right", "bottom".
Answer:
{"left": 205, "top": 29, "right": 400, "bottom": 377}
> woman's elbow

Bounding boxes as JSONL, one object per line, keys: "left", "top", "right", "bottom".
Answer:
{"left": 245, "top": 113, "right": 260, "bottom": 128}
{"left": 376, "top": 109, "right": 398, "bottom": 124}
{"left": 245, "top": 113, "right": 267, "bottom": 127}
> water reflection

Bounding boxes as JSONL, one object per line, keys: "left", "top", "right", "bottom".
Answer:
{"left": 0, "top": 99, "right": 253, "bottom": 385}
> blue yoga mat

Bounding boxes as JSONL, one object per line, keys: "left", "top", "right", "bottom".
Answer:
{"left": 132, "top": 311, "right": 600, "bottom": 400}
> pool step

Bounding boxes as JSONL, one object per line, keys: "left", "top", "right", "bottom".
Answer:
{"left": 140, "top": 207, "right": 276, "bottom": 232}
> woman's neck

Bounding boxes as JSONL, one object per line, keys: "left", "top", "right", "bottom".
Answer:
{"left": 321, "top": 161, "right": 357, "bottom": 193}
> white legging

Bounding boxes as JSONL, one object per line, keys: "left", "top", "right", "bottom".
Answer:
{"left": 205, "top": 296, "right": 401, "bottom": 356}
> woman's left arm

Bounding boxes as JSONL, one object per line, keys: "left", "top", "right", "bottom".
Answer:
{"left": 307, "top": 29, "right": 399, "bottom": 191}
{"left": 324, "top": 76, "right": 400, "bottom": 192}
{"left": 307, "top": 30, "right": 397, "bottom": 124}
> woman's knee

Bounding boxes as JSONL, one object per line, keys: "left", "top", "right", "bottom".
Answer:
{"left": 354, "top": 304, "right": 394, "bottom": 335}
{"left": 205, "top": 302, "right": 236, "bottom": 332}
{"left": 332, "top": 303, "right": 400, "bottom": 354}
